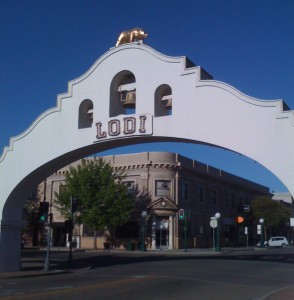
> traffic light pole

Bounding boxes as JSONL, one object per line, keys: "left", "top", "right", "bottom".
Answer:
{"left": 179, "top": 209, "right": 188, "bottom": 252}
{"left": 44, "top": 224, "right": 52, "bottom": 272}
{"left": 184, "top": 212, "right": 187, "bottom": 252}
{"left": 68, "top": 223, "right": 73, "bottom": 264}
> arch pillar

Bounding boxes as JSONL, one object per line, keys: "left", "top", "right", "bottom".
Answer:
{"left": 0, "top": 219, "right": 23, "bottom": 272}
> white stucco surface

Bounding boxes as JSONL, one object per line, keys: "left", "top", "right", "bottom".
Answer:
{"left": 0, "top": 43, "right": 293, "bottom": 271}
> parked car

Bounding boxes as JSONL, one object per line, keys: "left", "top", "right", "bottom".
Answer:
{"left": 257, "top": 236, "right": 289, "bottom": 248}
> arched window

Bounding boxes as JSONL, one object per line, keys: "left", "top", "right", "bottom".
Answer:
{"left": 78, "top": 99, "right": 93, "bottom": 129}
{"left": 154, "top": 84, "right": 172, "bottom": 117}
{"left": 110, "top": 71, "right": 136, "bottom": 117}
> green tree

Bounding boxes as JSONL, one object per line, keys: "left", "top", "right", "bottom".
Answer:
{"left": 251, "top": 195, "right": 291, "bottom": 239}
{"left": 55, "top": 157, "right": 134, "bottom": 249}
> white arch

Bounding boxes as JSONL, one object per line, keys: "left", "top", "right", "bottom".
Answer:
{"left": 0, "top": 43, "right": 293, "bottom": 271}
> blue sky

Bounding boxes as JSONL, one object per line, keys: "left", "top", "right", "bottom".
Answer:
{"left": 0, "top": 0, "right": 293, "bottom": 192}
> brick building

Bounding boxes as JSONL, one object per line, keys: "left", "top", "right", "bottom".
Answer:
{"left": 36, "top": 152, "right": 270, "bottom": 250}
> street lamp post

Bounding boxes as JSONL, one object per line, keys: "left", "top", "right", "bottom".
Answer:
{"left": 210, "top": 216, "right": 217, "bottom": 250}
{"left": 259, "top": 218, "right": 264, "bottom": 248}
{"left": 44, "top": 220, "right": 52, "bottom": 272}
{"left": 215, "top": 212, "right": 221, "bottom": 252}
{"left": 141, "top": 211, "right": 147, "bottom": 252}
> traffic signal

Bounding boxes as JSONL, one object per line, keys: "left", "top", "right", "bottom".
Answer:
{"left": 39, "top": 202, "right": 49, "bottom": 223}
{"left": 186, "top": 209, "right": 192, "bottom": 219}
{"left": 179, "top": 209, "right": 185, "bottom": 220}
{"left": 236, "top": 216, "right": 244, "bottom": 224}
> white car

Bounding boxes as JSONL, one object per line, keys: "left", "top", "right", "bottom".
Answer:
{"left": 257, "top": 236, "right": 289, "bottom": 248}
{"left": 266, "top": 236, "right": 289, "bottom": 248}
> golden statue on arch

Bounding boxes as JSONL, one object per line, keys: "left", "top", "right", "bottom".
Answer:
{"left": 116, "top": 28, "right": 148, "bottom": 46}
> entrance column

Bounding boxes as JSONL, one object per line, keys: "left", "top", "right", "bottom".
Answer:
{"left": 151, "top": 215, "right": 156, "bottom": 250}
{"left": 0, "top": 219, "right": 22, "bottom": 271}
{"left": 168, "top": 215, "right": 174, "bottom": 249}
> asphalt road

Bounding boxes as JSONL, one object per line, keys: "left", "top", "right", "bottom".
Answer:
{"left": 0, "top": 248, "right": 294, "bottom": 299}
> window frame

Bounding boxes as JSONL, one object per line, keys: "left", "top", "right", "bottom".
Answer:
{"left": 155, "top": 180, "right": 171, "bottom": 197}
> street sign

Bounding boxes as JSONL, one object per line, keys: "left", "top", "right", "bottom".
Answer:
{"left": 244, "top": 205, "right": 250, "bottom": 212}
{"left": 210, "top": 219, "right": 217, "bottom": 228}
{"left": 244, "top": 226, "right": 248, "bottom": 235}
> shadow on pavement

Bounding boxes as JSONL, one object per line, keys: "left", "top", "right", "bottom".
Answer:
{"left": 21, "top": 248, "right": 294, "bottom": 273}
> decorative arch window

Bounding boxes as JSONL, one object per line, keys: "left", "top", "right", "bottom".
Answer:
{"left": 154, "top": 84, "right": 172, "bottom": 117}
{"left": 78, "top": 99, "right": 93, "bottom": 129}
{"left": 110, "top": 71, "right": 136, "bottom": 117}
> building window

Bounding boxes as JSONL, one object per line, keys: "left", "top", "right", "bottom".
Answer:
{"left": 59, "top": 184, "right": 67, "bottom": 194}
{"left": 155, "top": 180, "right": 171, "bottom": 197}
{"left": 231, "top": 194, "right": 235, "bottom": 208}
{"left": 224, "top": 193, "right": 229, "bottom": 207}
{"left": 197, "top": 187, "right": 204, "bottom": 203}
{"left": 181, "top": 182, "right": 188, "bottom": 200}
{"left": 245, "top": 197, "right": 249, "bottom": 205}
{"left": 124, "top": 181, "right": 135, "bottom": 195}
{"left": 212, "top": 190, "right": 217, "bottom": 205}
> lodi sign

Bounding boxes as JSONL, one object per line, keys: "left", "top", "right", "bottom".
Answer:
{"left": 1, "top": 37, "right": 294, "bottom": 272}
{"left": 95, "top": 114, "right": 152, "bottom": 141}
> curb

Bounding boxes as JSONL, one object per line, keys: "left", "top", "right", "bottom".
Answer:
{"left": 0, "top": 269, "right": 69, "bottom": 280}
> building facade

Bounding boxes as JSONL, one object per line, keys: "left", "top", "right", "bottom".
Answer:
{"left": 36, "top": 152, "right": 270, "bottom": 250}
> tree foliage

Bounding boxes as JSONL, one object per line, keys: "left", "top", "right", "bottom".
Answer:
{"left": 251, "top": 195, "right": 291, "bottom": 235}
{"left": 55, "top": 157, "right": 134, "bottom": 234}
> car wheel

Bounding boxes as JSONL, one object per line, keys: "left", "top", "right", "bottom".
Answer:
{"left": 281, "top": 243, "right": 286, "bottom": 248}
